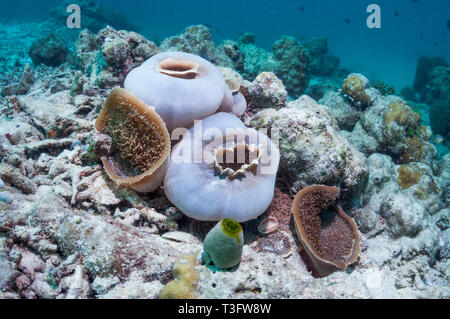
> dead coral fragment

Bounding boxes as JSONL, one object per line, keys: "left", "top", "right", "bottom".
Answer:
{"left": 292, "top": 185, "right": 360, "bottom": 277}
{"left": 159, "top": 253, "right": 200, "bottom": 299}
{"left": 95, "top": 88, "right": 171, "bottom": 192}
{"left": 0, "top": 164, "right": 37, "bottom": 194}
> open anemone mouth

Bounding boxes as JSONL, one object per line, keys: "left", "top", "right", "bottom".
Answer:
{"left": 211, "top": 142, "right": 260, "bottom": 181}
{"left": 157, "top": 58, "right": 199, "bottom": 79}
{"left": 95, "top": 88, "right": 170, "bottom": 192}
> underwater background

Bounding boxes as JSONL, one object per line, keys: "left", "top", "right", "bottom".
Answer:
{"left": 1, "top": 0, "right": 449, "bottom": 90}
{"left": 0, "top": 0, "right": 449, "bottom": 299}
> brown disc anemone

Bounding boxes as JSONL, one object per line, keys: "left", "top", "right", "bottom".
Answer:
{"left": 292, "top": 185, "right": 360, "bottom": 277}
{"left": 95, "top": 87, "right": 171, "bottom": 192}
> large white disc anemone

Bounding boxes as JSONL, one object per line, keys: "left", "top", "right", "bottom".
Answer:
{"left": 124, "top": 51, "right": 233, "bottom": 132}
{"left": 164, "top": 112, "right": 280, "bottom": 222}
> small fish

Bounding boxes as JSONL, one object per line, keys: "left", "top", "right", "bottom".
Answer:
{"left": 447, "top": 20, "right": 450, "bottom": 30}
{"left": 344, "top": 18, "right": 351, "bottom": 25}
{"left": 433, "top": 41, "right": 439, "bottom": 47}
{"left": 411, "top": 0, "right": 419, "bottom": 3}
{"left": 394, "top": 11, "right": 399, "bottom": 17}
{"left": 298, "top": 6, "right": 305, "bottom": 12}
{"left": 420, "top": 33, "right": 424, "bottom": 39}
{"left": 433, "top": 135, "right": 444, "bottom": 144}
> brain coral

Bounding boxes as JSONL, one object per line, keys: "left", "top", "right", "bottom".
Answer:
{"left": 124, "top": 51, "right": 233, "bottom": 132}
{"left": 164, "top": 112, "right": 280, "bottom": 222}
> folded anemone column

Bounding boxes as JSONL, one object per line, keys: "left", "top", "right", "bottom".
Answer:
{"left": 95, "top": 88, "right": 171, "bottom": 192}
{"left": 292, "top": 185, "right": 360, "bottom": 278}
{"left": 124, "top": 51, "right": 234, "bottom": 132}
{"left": 164, "top": 112, "right": 280, "bottom": 222}
{"left": 218, "top": 68, "right": 247, "bottom": 117}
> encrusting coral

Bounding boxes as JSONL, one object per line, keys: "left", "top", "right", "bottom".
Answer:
{"left": 124, "top": 51, "right": 233, "bottom": 132}
{"left": 344, "top": 90, "right": 437, "bottom": 167}
{"left": 95, "top": 87, "right": 171, "bottom": 192}
{"left": 164, "top": 112, "right": 280, "bottom": 222}
{"left": 203, "top": 219, "right": 244, "bottom": 269}
{"left": 292, "top": 185, "right": 360, "bottom": 277}
{"left": 158, "top": 252, "right": 200, "bottom": 299}
{"left": 397, "top": 164, "right": 422, "bottom": 189}
{"left": 342, "top": 73, "right": 372, "bottom": 108}
{"left": 383, "top": 102, "right": 420, "bottom": 127}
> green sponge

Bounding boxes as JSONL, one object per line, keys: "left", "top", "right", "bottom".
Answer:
{"left": 203, "top": 219, "right": 244, "bottom": 269}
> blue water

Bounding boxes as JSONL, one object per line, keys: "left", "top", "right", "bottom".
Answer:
{"left": 1, "top": 0, "right": 449, "bottom": 90}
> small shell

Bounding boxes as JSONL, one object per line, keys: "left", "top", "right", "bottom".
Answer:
{"left": 257, "top": 216, "right": 279, "bottom": 235}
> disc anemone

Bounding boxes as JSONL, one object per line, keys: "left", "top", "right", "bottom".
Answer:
{"left": 292, "top": 185, "right": 360, "bottom": 277}
{"left": 95, "top": 88, "right": 171, "bottom": 192}
{"left": 163, "top": 112, "right": 280, "bottom": 222}
{"left": 124, "top": 51, "right": 234, "bottom": 132}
